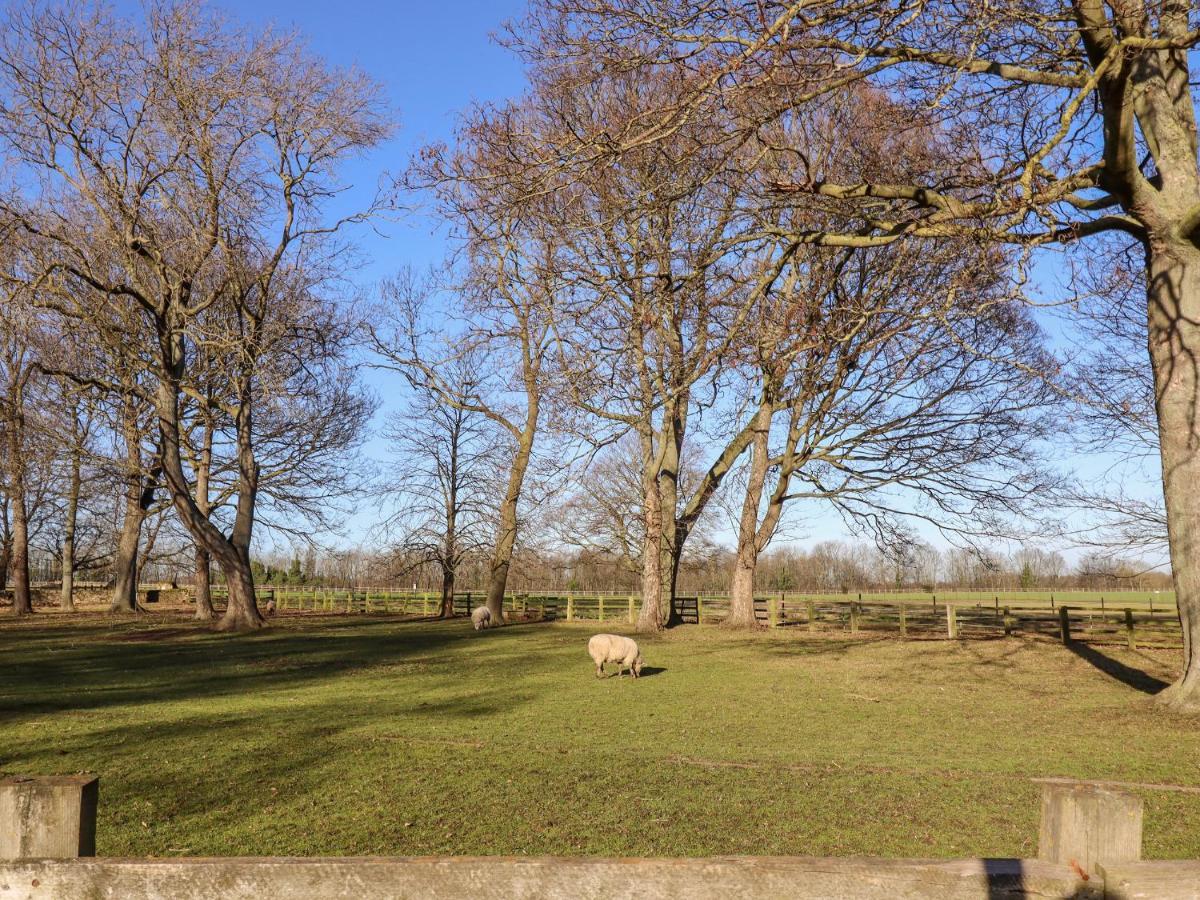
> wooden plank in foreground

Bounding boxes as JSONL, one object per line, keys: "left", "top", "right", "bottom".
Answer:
{"left": 0, "top": 856, "right": 1096, "bottom": 900}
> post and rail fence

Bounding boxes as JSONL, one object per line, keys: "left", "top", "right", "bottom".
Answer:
{"left": 206, "top": 587, "right": 1183, "bottom": 648}
{"left": 1, "top": 774, "right": 1197, "bottom": 898}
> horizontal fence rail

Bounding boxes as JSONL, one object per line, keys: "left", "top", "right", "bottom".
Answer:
{"left": 2, "top": 775, "right": 1197, "bottom": 898}
{"left": 202, "top": 587, "right": 1183, "bottom": 647}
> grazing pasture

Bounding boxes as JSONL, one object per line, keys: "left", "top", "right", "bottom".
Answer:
{"left": 1, "top": 611, "right": 1196, "bottom": 859}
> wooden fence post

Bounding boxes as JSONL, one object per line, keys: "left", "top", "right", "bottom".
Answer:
{"left": 628, "top": 595, "right": 635, "bottom": 624}
{"left": 899, "top": 602, "right": 907, "bottom": 638}
{"left": 697, "top": 597, "right": 704, "bottom": 626}
{"left": 1059, "top": 606, "right": 1071, "bottom": 645}
{"left": 850, "top": 601, "right": 860, "bottom": 635}
{"left": 0, "top": 775, "right": 98, "bottom": 859}
{"left": 566, "top": 595, "right": 574, "bottom": 622}
{"left": 768, "top": 596, "right": 778, "bottom": 628}
{"left": 946, "top": 603, "right": 957, "bottom": 639}
{"left": 1037, "top": 779, "right": 1142, "bottom": 877}
{"left": 1003, "top": 606, "right": 1014, "bottom": 637}
{"left": 807, "top": 599, "right": 816, "bottom": 633}
{"left": 598, "top": 596, "right": 604, "bottom": 623}
{"left": 1125, "top": 608, "right": 1136, "bottom": 651}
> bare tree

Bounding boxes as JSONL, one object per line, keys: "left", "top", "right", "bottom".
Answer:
{"left": 373, "top": 262, "right": 551, "bottom": 623}
{"left": 0, "top": 272, "right": 40, "bottom": 614}
{"left": 525, "top": 66, "right": 770, "bottom": 631}
{"left": 381, "top": 359, "right": 501, "bottom": 617}
{"left": 0, "top": 1, "right": 391, "bottom": 629}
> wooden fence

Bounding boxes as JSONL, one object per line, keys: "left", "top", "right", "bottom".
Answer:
{"left": 219, "top": 587, "right": 1181, "bottom": 647}
{"left": 2, "top": 774, "right": 1197, "bottom": 898}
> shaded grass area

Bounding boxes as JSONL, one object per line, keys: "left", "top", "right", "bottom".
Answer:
{"left": 0, "top": 611, "right": 1196, "bottom": 859}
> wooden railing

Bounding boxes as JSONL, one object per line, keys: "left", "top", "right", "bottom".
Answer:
{"left": 216, "top": 587, "right": 1182, "bottom": 647}
{"left": 1, "top": 774, "right": 1196, "bottom": 898}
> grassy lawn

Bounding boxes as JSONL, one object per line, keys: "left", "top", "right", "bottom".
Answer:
{"left": 1, "top": 611, "right": 1197, "bottom": 859}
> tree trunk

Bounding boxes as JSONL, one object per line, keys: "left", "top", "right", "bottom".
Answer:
{"left": 216, "top": 549, "right": 259, "bottom": 631}
{"left": 727, "top": 548, "right": 759, "bottom": 628}
{"left": 0, "top": 508, "right": 9, "bottom": 591}
{"left": 440, "top": 567, "right": 455, "bottom": 618}
{"left": 154, "top": 338, "right": 264, "bottom": 632}
{"left": 193, "top": 416, "right": 216, "bottom": 621}
{"left": 8, "top": 483, "right": 32, "bottom": 616}
{"left": 60, "top": 447, "right": 80, "bottom": 612}
{"left": 637, "top": 444, "right": 665, "bottom": 632}
{"left": 1147, "top": 240, "right": 1200, "bottom": 710}
{"left": 726, "top": 400, "right": 773, "bottom": 628}
{"left": 109, "top": 496, "right": 144, "bottom": 614}
{"left": 110, "top": 406, "right": 151, "bottom": 615}
{"left": 0, "top": 532, "right": 10, "bottom": 592}
{"left": 484, "top": 415, "right": 537, "bottom": 621}
{"left": 3, "top": 387, "right": 31, "bottom": 615}
{"left": 193, "top": 547, "right": 214, "bottom": 620}
{"left": 658, "top": 400, "right": 685, "bottom": 626}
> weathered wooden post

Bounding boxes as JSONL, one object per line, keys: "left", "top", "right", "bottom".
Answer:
{"left": 1059, "top": 606, "right": 1071, "bottom": 644}
{"left": 566, "top": 594, "right": 574, "bottom": 622}
{"left": 849, "top": 601, "right": 860, "bottom": 635}
{"left": 1124, "top": 608, "right": 1136, "bottom": 651}
{"left": 1037, "top": 780, "right": 1142, "bottom": 878}
{"left": 899, "top": 601, "right": 907, "bottom": 638}
{"left": 598, "top": 596, "right": 605, "bottom": 623}
{"left": 1003, "top": 606, "right": 1014, "bottom": 637}
{"left": 768, "top": 596, "right": 778, "bottom": 628}
{"left": 946, "top": 603, "right": 957, "bottom": 639}
{"left": 697, "top": 597, "right": 704, "bottom": 626}
{"left": 0, "top": 775, "right": 98, "bottom": 859}
{"left": 807, "top": 599, "right": 816, "bottom": 633}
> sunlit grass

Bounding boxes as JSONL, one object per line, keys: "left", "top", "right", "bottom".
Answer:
{"left": 0, "top": 611, "right": 1195, "bottom": 858}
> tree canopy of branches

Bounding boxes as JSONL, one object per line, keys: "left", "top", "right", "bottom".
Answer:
{"left": 513, "top": 1, "right": 1200, "bottom": 700}
{"left": 0, "top": 0, "right": 390, "bottom": 628}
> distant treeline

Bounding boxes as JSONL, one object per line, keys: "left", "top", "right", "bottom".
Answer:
{"left": 173, "top": 540, "right": 1169, "bottom": 595}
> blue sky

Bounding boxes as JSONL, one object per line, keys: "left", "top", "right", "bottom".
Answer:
{"left": 223, "top": 0, "right": 531, "bottom": 273}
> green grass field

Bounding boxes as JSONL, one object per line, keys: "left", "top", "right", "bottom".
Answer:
{"left": 2, "top": 612, "right": 1197, "bottom": 859}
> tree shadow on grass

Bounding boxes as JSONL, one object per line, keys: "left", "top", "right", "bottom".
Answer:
{"left": 0, "top": 616, "right": 552, "bottom": 721}
{"left": 1067, "top": 641, "right": 1170, "bottom": 695}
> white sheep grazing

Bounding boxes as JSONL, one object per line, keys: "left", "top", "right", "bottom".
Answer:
{"left": 587, "top": 633, "right": 644, "bottom": 679}
{"left": 471, "top": 606, "right": 492, "bottom": 631}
